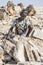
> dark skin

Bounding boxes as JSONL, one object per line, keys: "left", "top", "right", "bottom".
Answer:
{"left": 16, "top": 15, "right": 32, "bottom": 36}
{"left": 15, "top": 15, "right": 27, "bottom": 35}
{"left": 18, "top": 15, "right": 32, "bottom": 36}
{"left": 4, "top": 9, "right": 33, "bottom": 38}
{"left": 8, "top": 13, "right": 32, "bottom": 37}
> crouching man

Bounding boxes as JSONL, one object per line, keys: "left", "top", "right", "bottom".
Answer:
{"left": 9, "top": 5, "right": 36, "bottom": 37}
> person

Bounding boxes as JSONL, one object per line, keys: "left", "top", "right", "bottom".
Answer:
{"left": 7, "top": 1, "right": 14, "bottom": 9}
{"left": 8, "top": 10, "right": 31, "bottom": 37}
{"left": 7, "top": 1, "right": 15, "bottom": 16}
{"left": 8, "top": 5, "right": 36, "bottom": 37}
{"left": 26, "top": 5, "right": 36, "bottom": 16}
{"left": 18, "top": 3, "right": 24, "bottom": 9}
{"left": 15, "top": 9, "right": 31, "bottom": 37}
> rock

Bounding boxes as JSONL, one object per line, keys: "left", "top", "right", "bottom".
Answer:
{"left": 40, "top": 57, "right": 43, "bottom": 62}
{"left": 0, "top": 7, "right": 8, "bottom": 20}
{"left": 13, "top": 39, "right": 26, "bottom": 62}
{"left": 2, "top": 20, "right": 8, "bottom": 25}
{"left": 15, "top": 6, "right": 21, "bottom": 14}
{"left": 28, "top": 16, "right": 39, "bottom": 26}
{"left": 21, "top": 39, "right": 41, "bottom": 61}
{"left": 13, "top": 35, "right": 20, "bottom": 41}
{"left": 0, "top": 34, "right": 3, "bottom": 40}
{"left": 0, "top": 59, "right": 3, "bottom": 65}
{"left": 0, "top": 2, "right": 43, "bottom": 65}
{"left": 5, "top": 64, "right": 17, "bottom": 65}
{"left": 32, "top": 28, "right": 43, "bottom": 40}
{"left": 28, "top": 40, "right": 41, "bottom": 61}
{"left": 23, "top": 40, "right": 35, "bottom": 61}
{"left": 3, "top": 37, "right": 26, "bottom": 62}
{"left": 18, "top": 62, "right": 43, "bottom": 65}
{"left": 4, "top": 12, "right": 8, "bottom": 20}
{"left": 0, "top": 40, "right": 4, "bottom": 47}
{"left": 0, "top": 10, "right": 4, "bottom": 20}
{"left": 3, "top": 39, "right": 15, "bottom": 54}
{"left": 0, "top": 47, "right": 4, "bottom": 60}
{"left": 3, "top": 51, "right": 12, "bottom": 63}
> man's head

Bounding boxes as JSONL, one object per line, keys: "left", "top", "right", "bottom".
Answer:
{"left": 7, "top": 1, "right": 14, "bottom": 9}
{"left": 20, "top": 9, "right": 28, "bottom": 18}
{"left": 26, "top": 5, "right": 36, "bottom": 16}
{"left": 7, "top": 1, "right": 15, "bottom": 15}
{"left": 18, "top": 3, "right": 24, "bottom": 9}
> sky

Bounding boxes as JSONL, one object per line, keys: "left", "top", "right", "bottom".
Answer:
{"left": 0, "top": 0, "right": 43, "bottom": 7}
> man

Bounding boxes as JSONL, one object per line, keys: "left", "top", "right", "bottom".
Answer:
{"left": 8, "top": 5, "right": 36, "bottom": 37}
{"left": 18, "top": 3, "right": 24, "bottom": 10}
{"left": 15, "top": 9, "right": 31, "bottom": 37}
{"left": 26, "top": 5, "right": 36, "bottom": 16}
{"left": 7, "top": 1, "right": 15, "bottom": 16}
